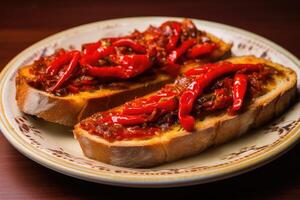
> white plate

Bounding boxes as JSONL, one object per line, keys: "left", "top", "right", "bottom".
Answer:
{"left": 1, "top": 17, "right": 300, "bottom": 188}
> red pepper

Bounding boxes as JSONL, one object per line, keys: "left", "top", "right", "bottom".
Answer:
{"left": 113, "top": 39, "right": 146, "bottom": 54}
{"left": 186, "top": 43, "right": 217, "bottom": 59}
{"left": 184, "top": 64, "right": 213, "bottom": 76}
{"left": 50, "top": 51, "right": 80, "bottom": 91}
{"left": 123, "top": 97, "right": 177, "bottom": 115}
{"left": 167, "top": 39, "right": 197, "bottom": 63}
{"left": 80, "top": 46, "right": 115, "bottom": 66}
{"left": 231, "top": 73, "right": 248, "bottom": 112}
{"left": 82, "top": 41, "right": 102, "bottom": 55}
{"left": 178, "top": 63, "right": 262, "bottom": 131}
{"left": 163, "top": 39, "right": 197, "bottom": 76}
{"left": 101, "top": 114, "right": 147, "bottom": 126}
{"left": 45, "top": 51, "right": 76, "bottom": 76}
{"left": 82, "top": 37, "right": 122, "bottom": 55}
{"left": 178, "top": 90, "right": 197, "bottom": 131}
{"left": 166, "top": 22, "right": 182, "bottom": 52}
{"left": 86, "top": 54, "right": 152, "bottom": 79}
{"left": 146, "top": 90, "right": 177, "bottom": 102}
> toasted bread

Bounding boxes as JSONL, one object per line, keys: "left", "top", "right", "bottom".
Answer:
{"left": 16, "top": 32, "right": 231, "bottom": 126}
{"left": 73, "top": 56, "right": 297, "bottom": 168}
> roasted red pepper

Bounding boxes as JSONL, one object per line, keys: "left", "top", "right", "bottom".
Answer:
{"left": 80, "top": 46, "right": 115, "bottom": 66}
{"left": 231, "top": 73, "right": 248, "bottom": 113}
{"left": 186, "top": 43, "right": 217, "bottom": 59}
{"left": 165, "top": 22, "right": 182, "bottom": 52}
{"left": 167, "top": 39, "right": 197, "bottom": 63}
{"left": 82, "top": 41, "right": 102, "bottom": 55}
{"left": 86, "top": 54, "right": 152, "bottom": 79}
{"left": 110, "top": 115, "right": 147, "bottom": 126}
{"left": 113, "top": 39, "right": 146, "bottom": 54}
{"left": 50, "top": 51, "right": 81, "bottom": 91}
{"left": 82, "top": 37, "right": 123, "bottom": 55}
{"left": 178, "top": 63, "right": 262, "bottom": 131}
{"left": 123, "top": 97, "right": 177, "bottom": 115}
{"left": 46, "top": 51, "right": 77, "bottom": 76}
{"left": 184, "top": 64, "right": 214, "bottom": 76}
{"left": 163, "top": 39, "right": 197, "bottom": 76}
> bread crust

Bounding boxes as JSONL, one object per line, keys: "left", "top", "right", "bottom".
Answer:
{"left": 73, "top": 56, "right": 297, "bottom": 168}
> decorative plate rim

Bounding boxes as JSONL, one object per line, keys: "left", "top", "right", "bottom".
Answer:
{"left": 0, "top": 16, "right": 300, "bottom": 188}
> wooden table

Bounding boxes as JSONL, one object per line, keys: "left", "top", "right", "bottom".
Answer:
{"left": 1, "top": 0, "right": 300, "bottom": 199}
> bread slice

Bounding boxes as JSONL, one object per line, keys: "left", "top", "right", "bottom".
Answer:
{"left": 73, "top": 56, "right": 297, "bottom": 168}
{"left": 15, "top": 32, "right": 231, "bottom": 126}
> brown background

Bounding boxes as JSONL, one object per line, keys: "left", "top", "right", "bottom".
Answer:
{"left": 1, "top": 0, "right": 300, "bottom": 199}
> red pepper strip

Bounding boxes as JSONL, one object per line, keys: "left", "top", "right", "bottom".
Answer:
{"left": 179, "top": 63, "right": 262, "bottom": 131}
{"left": 123, "top": 97, "right": 177, "bottom": 115}
{"left": 82, "top": 36, "right": 124, "bottom": 55}
{"left": 167, "top": 39, "right": 197, "bottom": 63}
{"left": 186, "top": 43, "right": 217, "bottom": 59}
{"left": 123, "top": 91, "right": 176, "bottom": 114}
{"left": 45, "top": 51, "right": 74, "bottom": 76}
{"left": 184, "top": 64, "right": 214, "bottom": 76}
{"left": 124, "top": 90, "right": 176, "bottom": 109}
{"left": 146, "top": 90, "right": 177, "bottom": 102}
{"left": 82, "top": 41, "right": 102, "bottom": 55}
{"left": 166, "top": 22, "right": 182, "bottom": 52}
{"left": 86, "top": 54, "right": 152, "bottom": 79}
{"left": 178, "top": 90, "right": 197, "bottom": 131}
{"left": 113, "top": 39, "right": 146, "bottom": 54}
{"left": 231, "top": 73, "right": 248, "bottom": 112}
{"left": 163, "top": 39, "right": 197, "bottom": 76}
{"left": 80, "top": 46, "right": 115, "bottom": 66}
{"left": 50, "top": 51, "right": 80, "bottom": 91}
{"left": 101, "top": 114, "right": 147, "bottom": 126}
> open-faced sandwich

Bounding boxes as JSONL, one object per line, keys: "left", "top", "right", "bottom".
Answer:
{"left": 15, "top": 19, "right": 297, "bottom": 168}
{"left": 16, "top": 19, "right": 231, "bottom": 126}
{"left": 74, "top": 56, "right": 297, "bottom": 167}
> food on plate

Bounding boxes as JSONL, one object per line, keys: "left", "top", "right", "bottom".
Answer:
{"left": 15, "top": 19, "right": 231, "bottom": 126}
{"left": 74, "top": 56, "right": 297, "bottom": 168}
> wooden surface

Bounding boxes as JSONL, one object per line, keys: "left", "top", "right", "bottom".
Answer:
{"left": 1, "top": 0, "right": 300, "bottom": 199}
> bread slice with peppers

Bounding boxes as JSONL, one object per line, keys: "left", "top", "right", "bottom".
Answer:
{"left": 16, "top": 19, "right": 231, "bottom": 126}
{"left": 74, "top": 56, "right": 297, "bottom": 168}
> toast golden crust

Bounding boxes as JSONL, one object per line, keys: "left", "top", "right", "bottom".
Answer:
{"left": 73, "top": 56, "right": 297, "bottom": 168}
{"left": 15, "top": 31, "right": 231, "bottom": 126}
